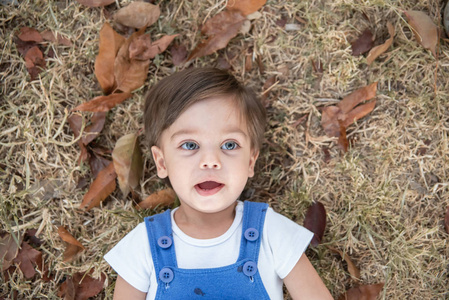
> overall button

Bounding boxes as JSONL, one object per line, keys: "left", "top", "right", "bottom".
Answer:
{"left": 157, "top": 236, "right": 172, "bottom": 248}
{"left": 242, "top": 261, "right": 257, "bottom": 276}
{"left": 244, "top": 228, "right": 259, "bottom": 241}
{"left": 159, "top": 267, "right": 174, "bottom": 283}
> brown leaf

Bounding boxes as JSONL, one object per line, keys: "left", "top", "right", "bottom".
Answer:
{"left": 68, "top": 113, "right": 90, "bottom": 164}
{"left": 81, "top": 112, "right": 107, "bottom": 146}
{"left": 114, "top": 28, "right": 151, "bottom": 93}
{"left": 89, "top": 150, "right": 111, "bottom": 178}
{"left": 303, "top": 201, "right": 326, "bottom": 247}
{"left": 129, "top": 33, "right": 178, "bottom": 61}
{"left": 226, "top": 0, "right": 266, "bottom": 16}
{"left": 445, "top": 205, "right": 449, "bottom": 234}
{"left": 338, "top": 82, "right": 377, "bottom": 114}
{"left": 351, "top": 29, "right": 374, "bottom": 56}
{"left": 342, "top": 100, "right": 376, "bottom": 129}
{"left": 15, "top": 37, "right": 38, "bottom": 56}
{"left": 338, "top": 283, "right": 384, "bottom": 300}
{"left": 94, "top": 23, "right": 126, "bottom": 94}
{"left": 13, "top": 242, "right": 42, "bottom": 278}
{"left": 18, "top": 27, "right": 43, "bottom": 43}
{"left": 114, "top": 2, "right": 160, "bottom": 29}
{"left": 321, "top": 106, "right": 341, "bottom": 137}
{"left": 75, "top": 0, "right": 115, "bottom": 7}
{"left": 328, "top": 247, "right": 361, "bottom": 280}
{"left": 136, "top": 188, "right": 176, "bottom": 210}
{"left": 187, "top": 10, "right": 246, "bottom": 61}
{"left": 80, "top": 162, "right": 117, "bottom": 210}
{"left": 170, "top": 43, "right": 188, "bottom": 66}
{"left": 58, "top": 271, "right": 106, "bottom": 300}
{"left": 112, "top": 133, "right": 143, "bottom": 196}
{"left": 337, "top": 119, "right": 349, "bottom": 152}
{"left": 0, "top": 233, "right": 21, "bottom": 271}
{"left": 367, "top": 22, "right": 395, "bottom": 65}
{"left": 404, "top": 10, "right": 438, "bottom": 57}
{"left": 41, "top": 30, "right": 73, "bottom": 46}
{"left": 24, "top": 46, "right": 46, "bottom": 80}
{"left": 58, "top": 226, "right": 85, "bottom": 262}
{"left": 73, "top": 92, "right": 132, "bottom": 112}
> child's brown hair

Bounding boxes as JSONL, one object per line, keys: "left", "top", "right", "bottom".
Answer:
{"left": 143, "top": 68, "right": 266, "bottom": 150}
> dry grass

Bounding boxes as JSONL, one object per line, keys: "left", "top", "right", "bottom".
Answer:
{"left": 1, "top": 0, "right": 448, "bottom": 299}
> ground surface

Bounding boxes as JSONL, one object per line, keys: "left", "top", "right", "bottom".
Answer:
{"left": 1, "top": 0, "right": 448, "bottom": 299}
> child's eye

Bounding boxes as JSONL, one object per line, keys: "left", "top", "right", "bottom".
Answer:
{"left": 221, "top": 141, "right": 239, "bottom": 150}
{"left": 181, "top": 142, "right": 199, "bottom": 150}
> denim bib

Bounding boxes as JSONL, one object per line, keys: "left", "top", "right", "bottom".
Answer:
{"left": 144, "top": 201, "right": 270, "bottom": 299}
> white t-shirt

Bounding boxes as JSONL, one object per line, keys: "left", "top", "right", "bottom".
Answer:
{"left": 104, "top": 201, "right": 313, "bottom": 299}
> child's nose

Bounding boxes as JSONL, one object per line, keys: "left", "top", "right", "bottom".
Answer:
{"left": 199, "top": 151, "right": 221, "bottom": 170}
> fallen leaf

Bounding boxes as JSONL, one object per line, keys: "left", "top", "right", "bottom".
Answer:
{"left": 24, "top": 46, "right": 46, "bottom": 80}
{"left": 25, "top": 229, "right": 43, "bottom": 247}
{"left": 187, "top": 10, "right": 246, "bottom": 61}
{"left": 75, "top": 0, "right": 115, "bottom": 7}
{"left": 80, "top": 162, "right": 117, "bottom": 210}
{"left": 338, "top": 283, "right": 384, "bottom": 300}
{"left": 89, "top": 150, "right": 111, "bottom": 178}
{"left": 114, "top": 2, "right": 160, "bottom": 29}
{"left": 81, "top": 112, "right": 107, "bottom": 145}
{"left": 58, "top": 226, "right": 85, "bottom": 262}
{"left": 445, "top": 205, "right": 449, "bottom": 234}
{"left": 226, "top": 0, "right": 266, "bottom": 16}
{"left": 68, "top": 113, "right": 90, "bottom": 164}
{"left": 136, "top": 188, "right": 176, "bottom": 210}
{"left": 338, "top": 82, "right": 377, "bottom": 114}
{"left": 328, "top": 247, "right": 361, "bottom": 280}
{"left": 73, "top": 92, "right": 132, "bottom": 112}
{"left": 303, "top": 201, "right": 326, "bottom": 247}
{"left": 170, "top": 43, "right": 188, "bottom": 66}
{"left": 351, "top": 28, "right": 374, "bottom": 56}
{"left": 404, "top": 10, "right": 438, "bottom": 57}
{"left": 94, "top": 23, "right": 126, "bottom": 94}
{"left": 58, "top": 271, "right": 106, "bottom": 300}
{"left": 41, "top": 30, "right": 73, "bottom": 46}
{"left": 341, "top": 100, "right": 376, "bottom": 129}
{"left": 13, "top": 242, "right": 42, "bottom": 278}
{"left": 15, "top": 37, "right": 38, "bottom": 56}
{"left": 0, "top": 233, "right": 21, "bottom": 271}
{"left": 338, "top": 119, "right": 349, "bottom": 152}
{"left": 112, "top": 133, "right": 143, "bottom": 196}
{"left": 367, "top": 22, "right": 395, "bottom": 65}
{"left": 129, "top": 33, "right": 179, "bottom": 61}
{"left": 18, "top": 27, "right": 43, "bottom": 42}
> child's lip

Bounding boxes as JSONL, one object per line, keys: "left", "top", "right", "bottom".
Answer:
{"left": 194, "top": 181, "right": 224, "bottom": 196}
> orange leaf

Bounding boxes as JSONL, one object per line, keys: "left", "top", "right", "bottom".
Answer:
{"left": 94, "top": 23, "right": 126, "bottom": 94}
{"left": 338, "top": 283, "right": 384, "bottom": 300}
{"left": 114, "top": 2, "right": 161, "bottom": 29}
{"left": 136, "top": 188, "right": 176, "bottom": 210}
{"left": 80, "top": 162, "right": 117, "bottom": 210}
{"left": 18, "top": 27, "right": 43, "bottom": 42}
{"left": 129, "top": 33, "right": 178, "bottom": 61}
{"left": 337, "top": 82, "right": 377, "bottom": 114}
{"left": 337, "top": 119, "right": 349, "bottom": 152}
{"left": 73, "top": 92, "right": 132, "bottom": 112}
{"left": 226, "top": 0, "right": 266, "bottom": 16}
{"left": 342, "top": 100, "right": 376, "bottom": 129}
{"left": 112, "top": 133, "right": 143, "bottom": 196}
{"left": 187, "top": 10, "right": 246, "bottom": 61}
{"left": 75, "top": 0, "right": 115, "bottom": 7}
{"left": 58, "top": 226, "right": 85, "bottom": 262}
{"left": 328, "top": 247, "right": 361, "bottom": 281}
{"left": 404, "top": 11, "right": 438, "bottom": 57}
{"left": 367, "top": 22, "right": 395, "bottom": 65}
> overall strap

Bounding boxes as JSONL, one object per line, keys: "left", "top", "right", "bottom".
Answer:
{"left": 238, "top": 201, "right": 269, "bottom": 262}
{"left": 144, "top": 210, "right": 178, "bottom": 275}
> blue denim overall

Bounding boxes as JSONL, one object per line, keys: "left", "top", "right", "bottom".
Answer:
{"left": 144, "top": 201, "right": 271, "bottom": 299}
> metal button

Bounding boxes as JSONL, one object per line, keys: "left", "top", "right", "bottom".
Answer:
{"left": 157, "top": 236, "right": 172, "bottom": 249}
{"left": 244, "top": 228, "right": 259, "bottom": 241}
{"left": 242, "top": 261, "right": 257, "bottom": 277}
{"left": 159, "top": 267, "right": 174, "bottom": 283}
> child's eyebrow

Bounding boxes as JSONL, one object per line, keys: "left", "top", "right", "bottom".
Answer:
{"left": 170, "top": 127, "right": 248, "bottom": 140}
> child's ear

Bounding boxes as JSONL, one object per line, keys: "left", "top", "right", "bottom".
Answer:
{"left": 151, "top": 146, "right": 168, "bottom": 178}
{"left": 248, "top": 150, "right": 259, "bottom": 178}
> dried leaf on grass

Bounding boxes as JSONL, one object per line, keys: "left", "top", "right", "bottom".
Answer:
{"left": 338, "top": 283, "right": 384, "bottom": 300}
{"left": 367, "top": 22, "right": 395, "bottom": 65}
{"left": 89, "top": 148, "right": 111, "bottom": 178}
{"left": 81, "top": 112, "right": 107, "bottom": 145}
{"left": 80, "top": 162, "right": 117, "bottom": 210}
{"left": 75, "top": 0, "right": 114, "bottom": 7}
{"left": 13, "top": 242, "right": 42, "bottom": 278}
{"left": 404, "top": 10, "right": 438, "bottom": 57}
{"left": 187, "top": 10, "right": 246, "bottom": 61}
{"left": 112, "top": 133, "right": 143, "bottom": 196}
{"left": 0, "top": 234, "right": 21, "bottom": 271}
{"left": 58, "top": 227, "right": 85, "bottom": 262}
{"left": 94, "top": 23, "right": 126, "bottom": 94}
{"left": 114, "top": 2, "right": 160, "bottom": 29}
{"left": 351, "top": 29, "right": 374, "bottom": 56}
{"left": 303, "top": 201, "right": 326, "bottom": 247}
{"left": 24, "top": 46, "right": 46, "bottom": 80}
{"left": 328, "top": 247, "right": 361, "bottom": 280}
{"left": 136, "top": 188, "right": 176, "bottom": 210}
{"left": 226, "top": 0, "right": 266, "bottom": 16}
{"left": 41, "top": 30, "right": 73, "bottom": 46}
{"left": 170, "top": 43, "right": 188, "bottom": 66}
{"left": 18, "top": 27, "right": 43, "bottom": 42}
{"left": 58, "top": 271, "right": 106, "bottom": 300}
{"left": 444, "top": 205, "right": 449, "bottom": 234}
{"left": 73, "top": 92, "right": 132, "bottom": 112}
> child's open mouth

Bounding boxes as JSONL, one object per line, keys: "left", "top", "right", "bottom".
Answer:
{"left": 195, "top": 181, "right": 224, "bottom": 196}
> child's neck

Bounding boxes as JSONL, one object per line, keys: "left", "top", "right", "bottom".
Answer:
{"left": 174, "top": 202, "right": 237, "bottom": 239}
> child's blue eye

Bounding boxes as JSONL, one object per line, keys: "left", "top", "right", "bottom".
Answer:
{"left": 221, "top": 141, "right": 238, "bottom": 150}
{"left": 181, "top": 142, "right": 199, "bottom": 150}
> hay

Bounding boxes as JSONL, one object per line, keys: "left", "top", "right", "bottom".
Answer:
{"left": 1, "top": 0, "right": 448, "bottom": 299}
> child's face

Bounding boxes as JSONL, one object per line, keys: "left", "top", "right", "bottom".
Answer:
{"left": 151, "top": 96, "right": 258, "bottom": 214}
